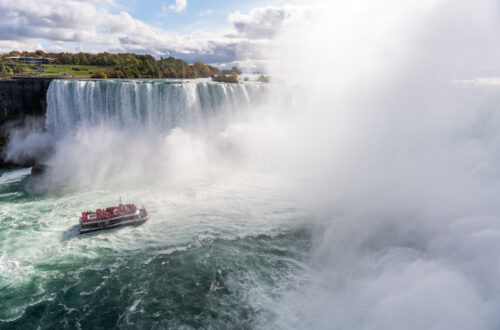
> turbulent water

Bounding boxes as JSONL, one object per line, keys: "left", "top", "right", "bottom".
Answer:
{"left": 0, "top": 168, "right": 310, "bottom": 329}
{"left": 0, "top": 79, "right": 311, "bottom": 329}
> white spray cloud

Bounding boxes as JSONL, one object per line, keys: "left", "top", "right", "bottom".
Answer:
{"left": 9, "top": 79, "right": 276, "bottom": 192}
{"left": 3, "top": 117, "right": 51, "bottom": 165}
{"left": 261, "top": 0, "right": 500, "bottom": 329}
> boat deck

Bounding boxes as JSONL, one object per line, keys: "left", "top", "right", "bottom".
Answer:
{"left": 79, "top": 203, "right": 148, "bottom": 234}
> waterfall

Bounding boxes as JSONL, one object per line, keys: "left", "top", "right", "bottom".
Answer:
{"left": 45, "top": 79, "right": 268, "bottom": 135}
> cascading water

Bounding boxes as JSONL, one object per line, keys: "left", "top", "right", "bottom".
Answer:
{"left": 0, "top": 77, "right": 308, "bottom": 329}
{"left": 45, "top": 79, "right": 268, "bottom": 135}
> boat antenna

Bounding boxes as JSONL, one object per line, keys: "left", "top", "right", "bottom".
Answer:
{"left": 119, "top": 196, "right": 122, "bottom": 205}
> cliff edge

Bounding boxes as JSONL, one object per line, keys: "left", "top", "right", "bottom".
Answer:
{"left": 0, "top": 78, "right": 53, "bottom": 167}
{"left": 0, "top": 78, "right": 52, "bottom": 123}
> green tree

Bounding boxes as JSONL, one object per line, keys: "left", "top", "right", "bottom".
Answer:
{"left": 1, "top": 50, "right": 224, "bottom": 79}
{"left": 0, "top": 63, "right": 13, "bottom": 75}
{"left": 91, "top": 71, "right": 108, "bottom": 79}
{"left": 192, "top": 61, "right": 211, "bottom": 77}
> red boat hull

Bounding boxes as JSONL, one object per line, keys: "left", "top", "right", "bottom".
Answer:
{"left": 79, "top": 204, "right": 149, "bottom": 234}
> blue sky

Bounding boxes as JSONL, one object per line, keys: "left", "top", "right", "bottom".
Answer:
{"left": 0, "top": 0, "right": 303, "bottom": 69}
{"left": 127, "top": 1, "right": 294, "bottom": 25}
{"left": 130, "top": 0, "right": 262, "bottom": 29}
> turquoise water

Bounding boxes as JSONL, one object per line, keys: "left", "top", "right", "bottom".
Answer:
{"left": 0, "top": 168, "right": 311, "bottom": 328}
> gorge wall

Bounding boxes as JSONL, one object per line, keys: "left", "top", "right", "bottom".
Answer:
{"left": 0, "top": 78, "right": 53, "bottom": 167}
{"left": 0, "top": 78, "right": 53, "bottom": 123}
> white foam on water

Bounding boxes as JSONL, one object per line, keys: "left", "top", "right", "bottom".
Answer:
{"left": 0, "top": 168, "right": 31, "bottom": 185}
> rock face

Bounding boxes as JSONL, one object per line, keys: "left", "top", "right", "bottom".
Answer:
{"left": 0, "top": 78, "right": 53, "bottom": 167}
{"left": 0, "top": 78, "right": 53, "bottom": 124}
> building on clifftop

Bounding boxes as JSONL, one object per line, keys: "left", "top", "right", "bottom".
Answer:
{"left": 5, "top": 57, "right": 54, "bottom": 64}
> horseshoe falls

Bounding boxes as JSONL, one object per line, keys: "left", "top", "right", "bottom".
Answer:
{"left": 45, "top": 79, "right": 269, "bottom": 135}
{"left": 0, "top": 78, "right": 310, "bottom": 329}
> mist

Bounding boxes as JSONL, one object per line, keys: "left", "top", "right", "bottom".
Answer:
{"left": 266, "top": 0, "right": 500, "bottom": 329}
{"left": 5, "top": 80, "right": 285, "bottom": 191}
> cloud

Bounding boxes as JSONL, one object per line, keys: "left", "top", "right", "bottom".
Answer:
{"left": 0, "top": 40, "right": 43, "bottom": 53}
{"left": 0, "top": 0, "right": 215, "bottom": 59}
{"left": 169, "top": 0, "right": 187, "bottom": 13}
{"left": 199, "top": 9, "right": 213, "bottom": 17}
{"left": 0, "top": 0, "right": 141, "bottom": 43}
{"left": 228, "top": 6, "right": 298, "bottom": 40}
{"left": 0, "top": 0, "right": 306, "bottom": 68}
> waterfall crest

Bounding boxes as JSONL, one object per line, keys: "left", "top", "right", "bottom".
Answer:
{"left": 45, "top": 79, "right": 268, "bottom": 134}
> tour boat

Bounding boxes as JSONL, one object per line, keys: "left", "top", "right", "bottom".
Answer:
{"left": 79, "top": 203, "right": 148, "bottom": 234}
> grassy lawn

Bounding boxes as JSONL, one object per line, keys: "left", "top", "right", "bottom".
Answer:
{"left": 0, "top": 63, "right": 113, "bottom": 78}
{"left": 39, "top": 64, "right": 111, "bottom": 77}
{"left": 7, "top": 64, "right": 37, "bottom": 75}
